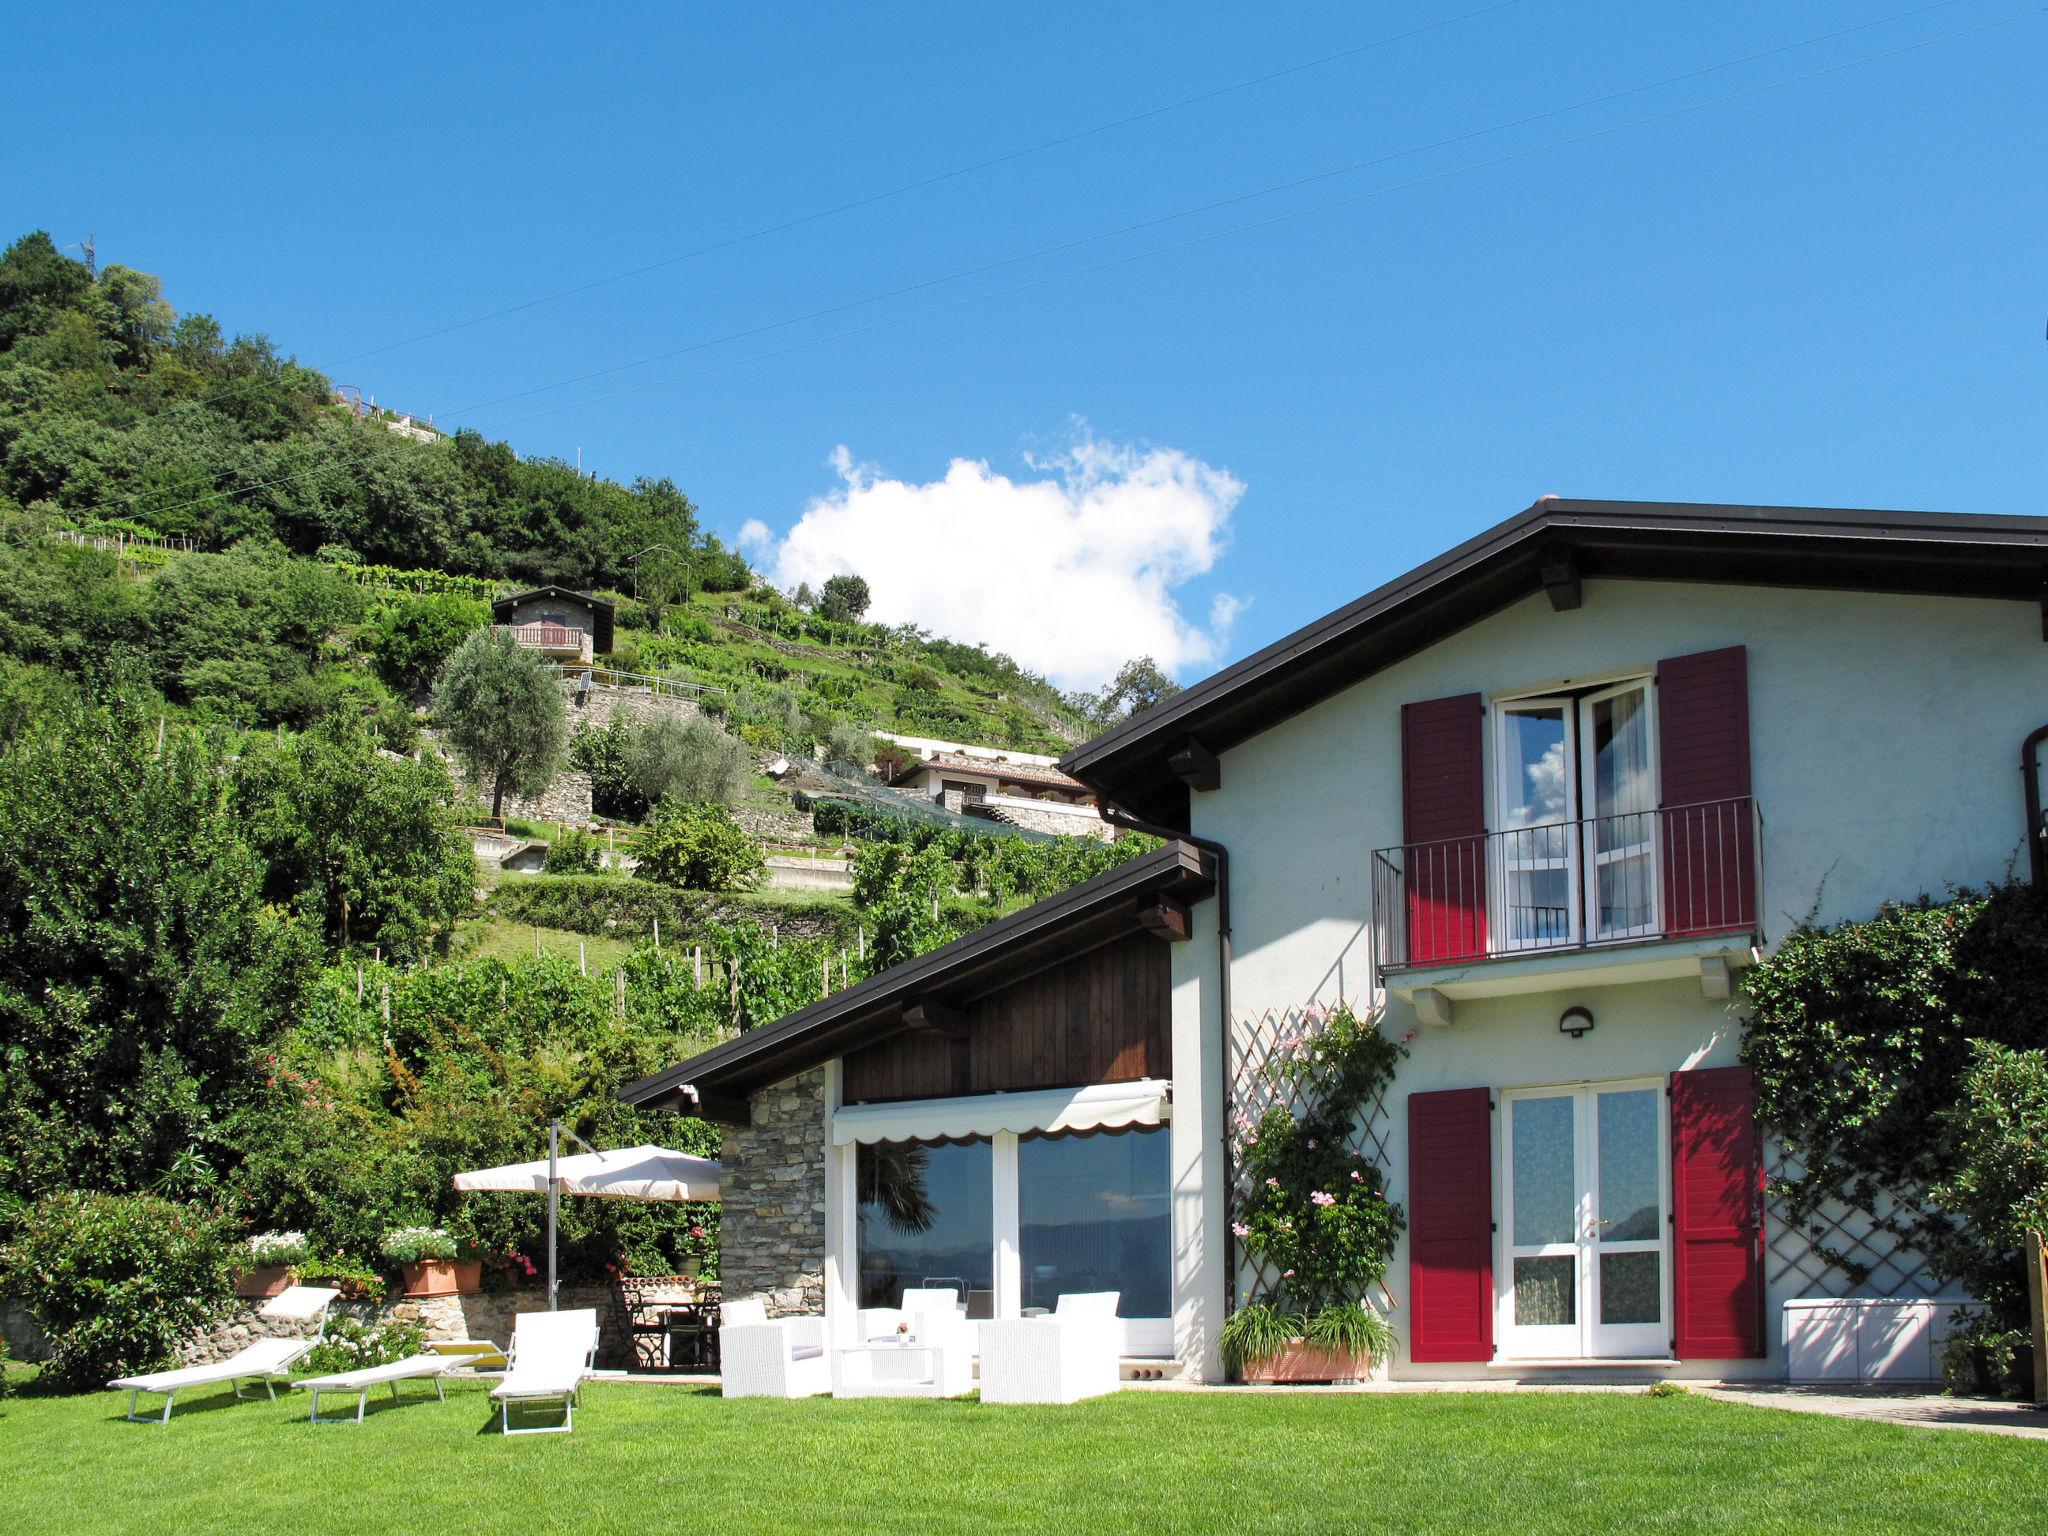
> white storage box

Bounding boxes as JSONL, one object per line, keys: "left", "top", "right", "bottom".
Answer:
{"left": 1781, "top": 1297, "right": 1967, "bottom": 1384}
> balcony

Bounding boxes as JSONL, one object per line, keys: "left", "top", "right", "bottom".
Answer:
{"left": 500, "top": 621, "right": 593, "bottom": 665}
{"left": 1370, "top": 796, "right": 1763, "bottom": 1012}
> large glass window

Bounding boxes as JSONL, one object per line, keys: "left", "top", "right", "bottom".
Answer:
{"left": 1018, "top": 1126, "right": 1171, "bottom": 1318}
{"left": 855, "top": 1139, "right": 993, "bottom": 1313}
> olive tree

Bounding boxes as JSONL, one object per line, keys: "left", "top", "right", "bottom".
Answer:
{"left": 431, "top": 628, "right": 566, "bottom": 819}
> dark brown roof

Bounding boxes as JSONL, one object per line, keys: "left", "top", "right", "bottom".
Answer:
{"left": 617, "top": 839, "right": 1215, "bottom": 1117}
{"left": 888, "top": 752, "right": 1090, "bottom": 795}
{"left": 491, "top": 585, "right": 616, "bottom": 654}
{"left": 1059, "top": 498, "right": 2048, "bottom": 827}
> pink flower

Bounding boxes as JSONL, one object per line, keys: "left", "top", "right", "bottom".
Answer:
{"left": 1282, "top": 1269, "right": 1296, "bottom": 1279}
{"left": 1401, "top": 1027, "right": 1419, "bottom": 1044}
{"left": 1231, "top": 1222, "right": 1250, "bottom": 1238}
{"left": 1350, "top": 1170, "right": 1364, "bottom": 1183}
{"left": 1310, "top": 1190, "right": 1336, "bottom": 1207}
{"left": 1265, "top": 1177, "right": 1279, "bottom": 1189}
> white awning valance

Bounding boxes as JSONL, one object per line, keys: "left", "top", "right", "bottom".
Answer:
{"left": 830, "top": 1079, "right": 1171, "bottom": 1146}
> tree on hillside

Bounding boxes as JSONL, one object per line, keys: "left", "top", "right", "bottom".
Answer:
{"left": 0, "top": 231, "right": 92, "bottom": 352}
{"left": 0, "top": 679, "right": 320, "bottom": 1205}
{"left": 431, "top": 628, "right": 566, "bottom": 818}
{"left": 1076, "top": 656, "right": 1181, "bottom": 729}
{"left": 818, "top": 573, "right": 871, "bottom": 623}
{"left": 238, "top": 714, "right": 476, "bottom": 956}
{"left": 624, "top": 712, "right": 749, "bottom": 808}
{"left": 368, "top": 592, "right": 488, "bottom": 693}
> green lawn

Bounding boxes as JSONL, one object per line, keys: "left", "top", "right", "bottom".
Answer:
{"left": 452, "top": 917, "right": 638, "bottom": 971}
{"left": 0, "top": 1377, "right": 2039, "bottom": 1535}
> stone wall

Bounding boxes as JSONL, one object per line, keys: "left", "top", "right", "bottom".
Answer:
{"left": 565, "top": 682, "right": 701, "bottom": 732}
{"left": 718, "top": 1068, "right": 827, "bottom": 1316}
{"left": 0, "top": 1296, "right": 49, "bottom": 1361}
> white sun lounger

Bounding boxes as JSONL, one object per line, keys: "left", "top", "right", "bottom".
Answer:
{"left": 490, "top": 1309, "right": 599, "bottom": 1435}
{"left": 295, "top": 1353, "right": 457, "bottom": 1423}
{"left": 108, "top": 1286, "right": 341, "bottom": 1423}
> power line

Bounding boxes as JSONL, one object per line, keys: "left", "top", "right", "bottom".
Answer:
{"left": 330, "top": 1, "right": 1525, "bottom": 365}
{"left": 441, "top": 0, "right": 1983, "bottom": 423}
{"left": 54, "top": 2, "right": 2036, "bottom": 532}
{"left": 56, "top": 4, "right": 1528, "bottom": 519}
{"left": 473, "top": 3, "right": 2037, "bottom": 433}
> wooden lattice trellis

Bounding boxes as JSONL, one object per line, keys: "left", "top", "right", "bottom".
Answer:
{"left": 1763, "top": 1144, "right": 1941, "bottom": 1298}
{"left": 1227, "top": 1003, "right": 1401, "bottom": 1305}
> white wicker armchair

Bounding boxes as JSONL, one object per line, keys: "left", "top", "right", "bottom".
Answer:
{"left": 976, "top": 1291, "right": 1123, "bottom": 1405}
{"left": 718, "top": 1298, "right": 831, "bottom": 1399}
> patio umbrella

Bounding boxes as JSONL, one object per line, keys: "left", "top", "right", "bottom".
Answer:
{"left": 453, "top": 1123, "right": 722, "bottom": 1309}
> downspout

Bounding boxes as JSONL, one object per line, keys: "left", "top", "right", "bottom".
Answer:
{"left": 1097, "top": 801, "right": 1237, "bottom": 1319}
{"left": 2023, "top": 724, "right": 2048, "bottom": 885}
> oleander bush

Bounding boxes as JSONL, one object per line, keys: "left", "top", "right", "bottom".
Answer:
{"left": 0, "top": 1191, "right": 237, "bottom": 1389}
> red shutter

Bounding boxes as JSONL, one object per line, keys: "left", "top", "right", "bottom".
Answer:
{"left": 1401, "top": 694, "right": 1486, "bottom": 964}
{"left": 1670, "top": 1065, "right": 1765, "bottom": 1359}
{"left": 1656, "top": 646, "right": 1755, "bottom": 937}
{"left": 1408, "top": 1087, "right": 1494, "bottom": 1362}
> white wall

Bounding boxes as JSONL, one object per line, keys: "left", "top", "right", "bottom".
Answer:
{"left": 1179, "top": 580, "right": 2044, "bottom": 1377}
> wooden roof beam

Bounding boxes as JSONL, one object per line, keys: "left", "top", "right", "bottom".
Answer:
{"left": 1166, "top": 739, "right": 1220, "bottom": 793}
{"left": 1538, "top": 541, "right": 1582, "bottom": 612}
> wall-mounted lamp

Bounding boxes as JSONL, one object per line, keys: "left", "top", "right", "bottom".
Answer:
{"left": 1558, "top": 1006, "right": 1595, "bottom": 1039}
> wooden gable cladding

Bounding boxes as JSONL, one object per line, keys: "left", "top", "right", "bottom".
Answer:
{"left": 841, "top": 930, "right": 1171, "bottom": 1105}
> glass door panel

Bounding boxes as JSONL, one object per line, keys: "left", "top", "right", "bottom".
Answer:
{"left": 1591, "top": 1086, "right": 1666, "bottom": 1355}
{"left": 1495, "top": 704, "right": 1577, "bottom": 952}
{"left": 1500, "top": 1082, "right": 1670, "bottom": 1359}
{"left": 1504, "top": 1092, "right": 1580, "bottom": 1354}
{"left": 855, "top": 1138, "right": 994, "bottom": 1314}
{"left": 1581, "top": 682, "right": 1657, "bottom": 940}
{"left": 1019, "top": 1125, "right": 1172, "bottom": 1355}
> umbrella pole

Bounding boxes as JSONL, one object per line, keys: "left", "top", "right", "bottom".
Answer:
{"left": 547, "top": 1119, "right": 559, "bottom": 1312}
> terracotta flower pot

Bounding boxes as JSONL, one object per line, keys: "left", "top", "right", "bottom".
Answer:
{"left": 235, "top": 1264, "right": 297, "bottom": 1299}
{"left": 1240, "top": 1339, "right": 1374, "bottom": 1384}
{"left": 400, "top": 1259, "right": 482, "bottom": 1297}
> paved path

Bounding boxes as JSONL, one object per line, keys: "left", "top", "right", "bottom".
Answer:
{"left": 1703, "top": 1384, "right": 2048, "bottom": 1440}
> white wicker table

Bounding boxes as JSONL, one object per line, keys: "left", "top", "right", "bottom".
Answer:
{"left": 831, "top": 1339, "right": 974, "bottom": 1398}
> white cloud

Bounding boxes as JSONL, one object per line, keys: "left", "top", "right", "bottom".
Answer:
{"left": 735, "top": 518, "right": 773, "bottom": 554}
{"left": 754, "top": 430, "right": 1244, "bottom": 691}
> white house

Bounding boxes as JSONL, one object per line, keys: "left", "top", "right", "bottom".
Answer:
{"left": 623, "top": 498, "right": 2048, "bottom": 1384}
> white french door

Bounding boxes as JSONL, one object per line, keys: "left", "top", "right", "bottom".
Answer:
{"left": 1577, "top": 680, "right": 1658, "bottom": 941}
{"left": 1498, "top": 1080, "right": 1670, "bottom": 1359}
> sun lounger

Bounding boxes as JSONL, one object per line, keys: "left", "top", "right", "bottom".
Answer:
{"left": 427, "top": 1338, "right": 509, "bottom": 1371}
{"left": 295, "top": 1353, "right": 456, "bottom": 1423}
{"left": 107, "top": 1286, "right": 341, "bottom": 1424}
{"left": 490, "top": 1309, "right": 599, "bottom": 1435}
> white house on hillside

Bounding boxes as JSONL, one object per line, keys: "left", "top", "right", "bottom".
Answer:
{"left": 625, "top": 499, "right": 2048, "bottom": 1385}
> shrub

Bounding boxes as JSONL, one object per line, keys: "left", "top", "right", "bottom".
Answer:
{"left": 1223, "top": 1002, "right": 1407, "bottom": 1375}
{"left": 638, "top": 801, "right": 764, "bottom": 893}
{"left": 296, "top": 1254, "right": 386, "bottom": 1305}
{"left": 0, "top": 1191, "right": 236, "bottom": 1389}
{"left": 544, "top": 827, "right": 603, "bottom": 874}
{"left": 367, "top": 592, "right": 487, "bottom": 693}
{"left": 300, "top": 1315, "right": 426, "bottom": 1376}
{"left": 379, "top": 1226, "right": 458, "bottom": 1263}
{"left": 625, "top": 713, "right": 749, "bottom": 807}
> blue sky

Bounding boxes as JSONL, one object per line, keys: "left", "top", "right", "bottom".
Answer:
{"left": 7, "top": 2, "right": 2044, "bottom": 689}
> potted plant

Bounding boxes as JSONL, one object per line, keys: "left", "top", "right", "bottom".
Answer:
{"left": 234, "top": 1231, "right": 311, "bottom": 1298}
{"left": 380, "top": 1226, "right": 481, "bottom": 1297}
{"left": 297, "top": 1254, "right": 387, "bottom": 1304}
{"left": 1221, "top": 1003, "right": 1408, "bottom": 1384}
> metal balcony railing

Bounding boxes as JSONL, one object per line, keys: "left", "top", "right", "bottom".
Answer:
{"left": 1370, "top": 795, "right": 1763, "bottom": 977}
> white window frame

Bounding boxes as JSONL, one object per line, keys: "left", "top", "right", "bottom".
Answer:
{"left": 1495, "top": 1077, "right": 1673, "bottom": 1361}
{"left": 1487, "top": 673, "right": 1658, "bottom": 953}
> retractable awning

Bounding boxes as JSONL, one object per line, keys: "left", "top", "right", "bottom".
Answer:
{"left": 830, "top": 1079, "right": 1171, "bottom": 1146}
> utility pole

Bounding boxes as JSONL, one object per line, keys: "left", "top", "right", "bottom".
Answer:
{"left": 67, "top": 233, "right": 95, "bottom": 279}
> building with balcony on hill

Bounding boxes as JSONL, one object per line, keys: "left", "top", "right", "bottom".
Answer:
{"left": 491, "top": 586, "right": 615, "bottom": 668}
